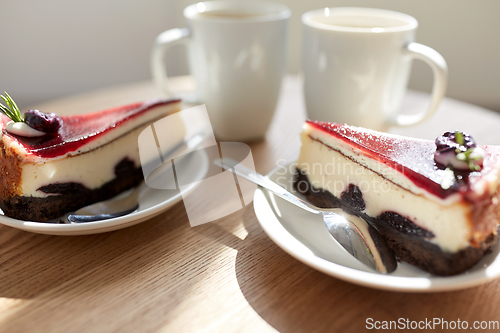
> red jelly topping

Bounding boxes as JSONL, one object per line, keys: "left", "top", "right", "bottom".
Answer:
{"left": 0, "top": 99, "right": 179, "bottom": 158}
{"left": 307, "top": 120, "right": 500, "bottom": 199}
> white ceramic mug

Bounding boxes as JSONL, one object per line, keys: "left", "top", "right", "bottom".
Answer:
{"left": 301, "top": 7, "right": 448, "bottom": 131}
{"left": 151, "top": 1, "right": 290, "bottom": 141}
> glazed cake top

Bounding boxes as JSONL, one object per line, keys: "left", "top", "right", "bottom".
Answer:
{"left": 306, "top": 120, "right": 500, "bottom": 200}
{"left": 0, "top": 99, "right": 180, "bottom": 159}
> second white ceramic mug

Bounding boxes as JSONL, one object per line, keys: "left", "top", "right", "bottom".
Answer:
{"left": 301, "top": 7, "right": 448, "bottom": 131}
{"left": 152, "top": 1, "right": 290, "bottom": 141}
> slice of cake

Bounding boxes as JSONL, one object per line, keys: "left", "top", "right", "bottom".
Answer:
{"left": 0, "top": 97, "right": 183, "bottom": 222}
{"left": 295, "top": 120, "right": 500, "bottom": 276}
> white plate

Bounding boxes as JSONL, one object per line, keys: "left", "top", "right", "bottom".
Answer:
{"left": 253, "top": 163, "right": 500, "bottom": 292}
{"left": 0, "top": 151, "right": 208, "bottom": 236}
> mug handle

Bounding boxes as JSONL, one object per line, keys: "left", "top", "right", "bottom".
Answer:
{"left": 390, "top": 43, "right": 448, "bottom": 127}
{"left": 151, "top": 28, "right": 190, "bottom": 97}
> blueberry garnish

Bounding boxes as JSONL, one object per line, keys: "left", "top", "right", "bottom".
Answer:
{"left": 435, "top": 131, "right": 476, "bottom": 153}
{"left": 434, "top": 131, "right": 483, "bottom": 172}
{"left": 24, "top": 109, "right": 63, "bottom": 133}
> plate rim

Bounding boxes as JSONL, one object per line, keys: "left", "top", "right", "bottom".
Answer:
{"left": 253, "top": 161, "right": 500, "bottom": 292}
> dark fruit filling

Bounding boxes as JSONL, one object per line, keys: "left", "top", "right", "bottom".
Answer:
{"left": 377, "top": 212, "right": 434, "bottom": 238}
{"left": 294, "top": 169, "right": 435, "bottom": 239}
{"left": 24, "top": 109, "right": 63, "bottom": 133}
{"left": 340, "top": 183, "right": 365, "bottom": 212}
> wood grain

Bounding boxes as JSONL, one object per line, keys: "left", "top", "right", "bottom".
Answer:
{"left": 1, "top": 76, "right": 500, "bottom": 333}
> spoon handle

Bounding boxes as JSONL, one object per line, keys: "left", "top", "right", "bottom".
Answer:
{"left": 216, "top": 158, "right": 320, "bottom": 215}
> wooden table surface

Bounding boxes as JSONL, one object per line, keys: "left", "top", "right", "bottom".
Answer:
{"left": 2, "top": 76, "right": 500, "bottom": 332}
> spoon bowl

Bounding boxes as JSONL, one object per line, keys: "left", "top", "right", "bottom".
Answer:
{"left": 67, "top": 183, "right": 144, "bottom": 223}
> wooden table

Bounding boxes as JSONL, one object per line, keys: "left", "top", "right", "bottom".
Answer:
{"left": 1, "top": 76, "right": 500, "bottom": 332}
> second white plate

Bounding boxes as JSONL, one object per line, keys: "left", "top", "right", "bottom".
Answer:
{"left": 253, "top": 162, "right": 500, "bottom": 292}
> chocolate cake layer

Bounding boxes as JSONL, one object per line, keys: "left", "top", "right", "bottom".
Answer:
{"left": 294, "top": 169, "right": 497, "bottom": 276}
{"left": 0, "top": 159, "right": 143, "bottom": 222}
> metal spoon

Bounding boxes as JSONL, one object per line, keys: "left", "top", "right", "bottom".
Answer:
{"left": 215, "top": 158, "right": 397, "bottom": 274}
{"left": 66, "top": 147, "right": 397, "bottom": 273}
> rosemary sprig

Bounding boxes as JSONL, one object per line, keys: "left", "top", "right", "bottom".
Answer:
{"left": 456, "top": 148, "right": 483, "bottom": 171}
{"left": 0, "top": 92, "right": 24, "bottom": 122}
{"left": 455, "top": 131, "right": 464, "bottom": 145}
{"left": 453, "top": 131, "right": 483, "bottom": 171}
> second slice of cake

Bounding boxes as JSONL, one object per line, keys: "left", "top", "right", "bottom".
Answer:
{"left": 295, "top": 120, "right": 500, "bottom": 276}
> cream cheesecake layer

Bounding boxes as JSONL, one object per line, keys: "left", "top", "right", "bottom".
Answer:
{"left": 297, "top": 131, "right": 472, "bottom": 253}
{"left": 7, "top": 101, "right": 181, "bottom": 163}
{"left": 306, "top": 124, "right": 468, "bottom": 205}
{"left": 17, "top": 112, "right": 186, "bottom": 198}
